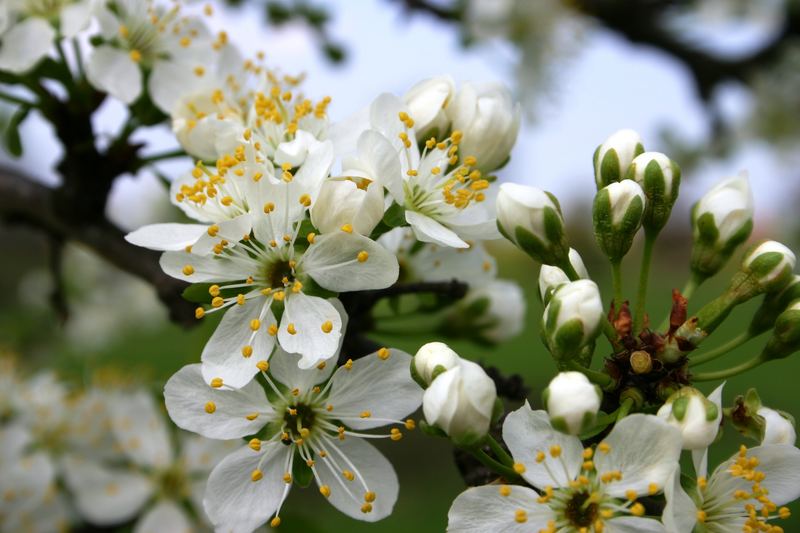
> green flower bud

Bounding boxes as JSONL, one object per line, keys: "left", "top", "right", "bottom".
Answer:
{"left": 593, "top": 129, "right": 644, "bottom": 189}
{"left": 656, "top": 385, "right": 723, "bottom": 450}
{"left": 739, "top": 240, "right": 796, "bottom": 296}
{"left": 627, "top": 151, "right": 681, "bottom": 235}
{"left": 542, "top": 280, "right": 603, "bottom": 361}
{"left": 728, "top": 388, "right": 795, "bottom": 445}
{"left": 592, "top": 180, "right": 645, "bottom": 262}
{"left": 748, "top": 275, "right": 800, "bottom": 336}
{"left": 689, "top": 174, "right": 754, "bottom": 280}
{"left": 538, "top": 248, "right": 588, "bottom": 304}
{"left": 760, "top": 300, "right": 800, "bottom": 361}
{"left": 496, "top": 183, "right": 569, "bottom": 266}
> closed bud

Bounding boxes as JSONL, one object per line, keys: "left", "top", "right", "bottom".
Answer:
{"left": 592, "top": 180, "right": 646, "bottom": 262}
{"left": 538, "top": 248, "right": 588, "bottom": 304}
{"left": 447, "top": 82, "right": 520, "bottom": 172}
{"left": 656, "top": 385, "right": 722, "bottom": 450}
{"left": 760, "top": 300, "right": 800, "bottom": 361}
{"left": 593, "top": 129, "right": 644, "bottom": 189}
{"left": 448, "top": 280, "right": 526, "bottom": 344}
{"left": 412, "top": 342, "right": 460, "bottom": 387}
{"left": 496, "top": 183, "right": 569, "bottom": 266}
{"left": 542, "top": 280, "right": 603, "bottom": 361}
{"left": 310, "top": 178, "right": 384, "bottom": 235}
{"left": 740, "top": 240, "right": 796, "bottom": 296}
{"left": 403, "top": 75, "right": 455, "bottom": 138}
{"left": 690, "top": 174, "right": 754, "bottom": 280}
{"left": 422, "top": 358, "right": 497, "bottom": 446}
{"left": 627, "top": 151, "right": 681, "bottom": 235}
{"left": 759, "top": 407, "right": 796, "bottom": 446}
{"left": 543, "top": 371, "right": 602, "bottom": 435}
{"left": 748, "top": 275, "right": 800, "bottom": 336}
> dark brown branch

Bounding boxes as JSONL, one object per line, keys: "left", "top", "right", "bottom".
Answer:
{"left": 391, "top": 0, "right": 461, "bottom": 21}
{"left": 0, "top": 167, "right": 196, "bottom": 326}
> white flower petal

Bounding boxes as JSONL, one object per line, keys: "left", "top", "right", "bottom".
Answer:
{"left": 86, "top": 46, "right": 142, "bottom": 104}
{"left": 204, "top": 444, "right": 291, "bottom": 533}
{"left": 133, "top": 501, "right": 193, "bottom": 533}
{"left": 267, "top": 348, "right": 337, "bottom": 391}
{"left": 278, "top": 293, "right": 342, "bottom": 363}
{"left": 354, "top": 130, "right": 404, "bottom": 203}
{"left": 502, "top": 404, "right": 583, "bottom": 489}
{"left": 0, "top": 452, "right": 55, "bottom": 515}
{"left": 190, "top": 214, "right": 253, "bottom": 255}
{"left": 369, "top": 93, "right": 419, "bottom": 167}
{"left": 662, "top": 466, "right": 697, "bottom": 533}
{"left": 292, "top": 138, "right": 334, "bottom": 196}
{"left": 0, "top": 17, "right": 54, "bottom": 73}
{"left": 125, "top": 223, "right": 209, "bottom": 251}
{"left": 447, "top": 485, "right": 555, "bottom": 532}
{"left": 301, "top": 232, "right": 399, "bottom": 291}
{"left": 406, "top": 210, "right": 469, "bottom": 248}
{"left": 594, "top": 414, "right": 682, "bottom": 498}
{"left": 326, "top": 348, "right": 422, "bottom": 430}
{"left": 605, "top": 516, "right": 667, "bottom": 532}
{"left": 109, "top": 391, "right": 173, "bottom": 469}
{"left": 62, "top": 457, "right": 153, "bottom": 526}
{"left": 60, "top": 0, "right": 93, "bottom": 38}
{"left": 712, "top": 444, "right": 800, "bottom": 506}
{"left": 313, "top": 436, "right": 398, "bottom": 522}
{"left": 164, "top": 364, "right": 270, "bottom": 440}
{"left": 201, "top": 295, "right": 276, "bottom": 389}
{"left": 159, "top": 250, "right": 251, "bottom": 282}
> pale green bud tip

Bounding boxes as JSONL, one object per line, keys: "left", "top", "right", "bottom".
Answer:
{"left": 538, "top": 248, "right": 587, "bottom": 303}
{"left": 761, "top": 300, "right": 800, "bottom": 360}
{"left": 544, "top": 371, "right": 602, "bottom": 435}
{"left": 544, "top": 280, "right": 604, "bottom": 360}
{"left": 593, "top": 181, "right": 645, "bottom": 261}
{"left": 742, "top": 240, "right": 796, "bottom": 293}
{"left": 593, "top": 128, "right": 644, "bottom": 189}
{"left": 627, "top": 151, "right": 681, "bottom": 233}
{"left": 496, "top": 183, "right": 568, "bottom": 265}
{"left": 413, "top": 341, "right": 461, "bottom": 386}
{"left": 656, "top": 386, "right": 722, "bottom": 450}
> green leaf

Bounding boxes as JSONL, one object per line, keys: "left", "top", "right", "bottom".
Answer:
{"left": 4, "top": 105, "right": 30, "bottom": 157}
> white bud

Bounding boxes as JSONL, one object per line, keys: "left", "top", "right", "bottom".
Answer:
{"left": 455, "top": 280, "right": 526, "bottom": 343}
{"left": 413, "top": 342, "right": 461, "bottom": 386}
{"left": 593, "top": 181, "right": 645, "bottom": 262}
{"left": 310, "top": 178, "right": 384, "bottom": 235}
{"left": 447, "top": 82, "right": 520, "bottom": 172}
{"left": 656, "top": 386, "right": 721, "bottom": 450}
{"left": 496, "top": 183, "right": 568, "bottom": 265}
{"left": 593, "top": 129, "right": 644, "bottom": 189}
{"left": 172, "top": 93, "right": 243, "bottom": 161}
{"left": 758, "top": 407, "right": 796, "bottom": 446}
{"left": 538, "top": 248, "right": 587, "bottom": 303}
{"left": 544, "top": 372, "right": 602, "bottom": 435}
{"left": 403, "top": 75, "right": 455, "bottom": 138}
{"left": 422, "top": 359, "right": 497, "bottom": 445}
{"left": 543, "top": 280, "right": 603, "bottom": 360}
{"left": 690, "top": 174, "right": 754, "bottom": 278}
{"left": 742, "top": 240, "right": 796, "bottom": 293}
{"left": 628, "top": 151, "right": 681, "bottom": 234}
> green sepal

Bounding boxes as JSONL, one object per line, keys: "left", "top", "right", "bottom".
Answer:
{"left": 382, "top": 202, "right": 406, "bottom": 228}
{"left": 550, "top": 415, "right": 569, "bottom": 434}
{"left": 3, "top": 104, "right": 29, "bottom": 157}
{"left": 419, "top": 419, "right": 447, "bottom": 439}
{"left": 551, "top": 318, "right": 585, "bottom": 361}
{"left": 464, "top": 296, "right": 490, "bottom": 317}
{"left": 671, "top": 396, "right": 690, "bottom": 422}
{"left": 409, "top": 359, "right": 427, "bottom": 389}
{"left": 598, "top": 148, "right": 620, "bottom": 188}
{"left": 430, "top": 364, "right": 450, "bottom": 382}
{"left": 292, "top": 450, "right": 314, "bottom": 488}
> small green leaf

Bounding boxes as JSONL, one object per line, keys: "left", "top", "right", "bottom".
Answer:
{"left": 4, "top": 105, "right": 30, "bottom": 157}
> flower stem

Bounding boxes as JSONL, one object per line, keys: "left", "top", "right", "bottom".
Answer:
{"left": 72, "top": 38, "right": 85, "bottom": 79}
{"left": 633, "top": 233, "right": 656, "bottom": 333}
{"left": 0, "top": 90, "right": 35, "bottom": 107}
{"left": 681, "top": 271, "right": 703, "bottom": 301}
{"left": 139, "top": 149, "right": 188, "bottom": 164}
{"left": 616, "top": 397, "right": 634, "bottom": 421}
{"left": 469, "top": 448, "right": 520, "bottom": 479}
{"left": 689, "top": 331, "right": 752, "bottom": 367}
{"left": 611, "top": 259, "right": 623, "bottom": 308}
{"left": 565, "top": 360, "right": 614, "bottom": 389}
{"left": 485, "top": 435, "right": 514, "bottom": 467}
{"left": 692, "top": 356, "right": 764, "bottom": 382}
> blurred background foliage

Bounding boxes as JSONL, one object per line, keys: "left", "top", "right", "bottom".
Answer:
{"left": 3, "top": 0, "right": 800, "bottom": 531}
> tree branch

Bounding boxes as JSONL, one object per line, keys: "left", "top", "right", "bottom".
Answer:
{"left": 0, "top": 167, "right": 197, "bottom": 326}
{"left": 391, "top": 0, "right": 461, "bottom": 21}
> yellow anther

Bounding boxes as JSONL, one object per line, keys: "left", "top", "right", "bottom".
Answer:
{"left": 451, "top": 130, "right": 463, "bottom": 143}
{"left": 192, "top": 167, "right": 203, "bottom": 178}
{"left": 207, "top": 224, "right": 220, "bottom": 237}
{"left": 463, "top": 155, "right": 477, "bottom": 166}
{"left": 241, "top": 345, "right": 253, "bottom": 358}
{"left": 251, "top": 469, "right": 263, "bottom": 482}
{"left": 129, "top": 50, "right": 142, "bottom": 62}
{"left": 270, "top": 517, "right": 280, "bottom": 527}
{"left": 250, "top": 319, "right": 261, "bottom": 331}
{"left": 237, "top": 294, "right": 246, "bottom": 305}
{"left": 182, "top": 265, "right": 195, "bottom": 276}
{"left": 697, "top": 477, "right": 707, "bottom": 490}
{"left": 361, "top": 503, "right": 373, "bottom": 514}
{"left": 321, "top": 320, "right": 333, "bottom": 333}
{"left": 513, "top": 462, "right": 526, "bottom": 474}
{"left": 344, "top": 359, "right": 353, "bottom": 370}
{"left": 405, "top": 419, "right": 416, "bottom": 430}
{"left": 319, "top": 485, "right": 331, "bottom": 498}
{"left": 549, "top": 445, "right": 562, "bottom": 458}
{"left": 267, "top": 324, "right": 278, "bottom": 336}
{"left": 499, "top": 485, "right": 511, "bottom": 497}
{"left": 195, "top": 307, "right": 205, "bottom": 319}
{"left": 193, "top": 66, "right": 205, "bottom": 77}
{"left": 598, "top": 442, "right": 611, "bottom": 454}
{"left": 119, "top": 25, "right": 129, "bottom": 38}
{"left": 536, "top": 451, "right": 546, "bottom": 463}
{"left": 204, "top": 401, "right": 216, "bottom": 414}
{"left": 286, "top": 323, "right": 297, "bottom": 335}
{"left": 357, "top": 250, "right": 369, "bottom": 262}
{"left": 360, "top": 411, "right": 371, "bottom": 418}
{"left": 779, "top": 507, "right": 791, "bottom": 519}
{"left": 342, "top": 470, "right": 355, "bottom": 481}
{"left": 245, "top": 412, "right": 259, "bottom": 421}
{"left": 207, "top": 378, "right": 223, "bottom": 389}
{"left": 291, "top": 280, "right": 302, "bottom": 293}
{"left": 249, "top": 438, "right": 261, "bottom": 451}
{"left": 630, "top": 503, "right": 645, "bottom": 517}
{"left": 208, "top": 284, "right": 221, "bottom": 297}
{"left": 364, "top": 491, "right": 376, "bottom": 502}
{"left": 300, "top": 428, "right": 310, "bottom": 438}
{"left": 390, "top": 428, "right": 403, "bottom": 441}
{"left": 326, "top": 404, "right": 333, "bottom": 411}
{"left": 696, "top": 510, "right": 707, "bottom": 523}
{"left": 220, "top": 196, "right": 233, "bottom": 206}
{"left": 283, "top": 472, "right": 292, "bottom": 483}
{"left": 583, "top": 447, "right": 594, "bottom": 459}
{"left": 340, "top": 223, "right": 353, "bottom": 233}
{"left": 273, "top": 291, "right": 285, "bottom": 301}
{"left": 648, "top": 483, "right": 659, "bottom": 495}
{"left": 626, "top": 489, "right": 638, "bottom": 501}
{"left": 307, "top": 232, "right": 316, "bottom": 244}
{"left": 299, "top": 194, "right": 311, "bottom": 207}
{"left": 378, "top": 347, "right": 390, "bottom": 360}
{"left": 263, "top": 202, "right": 275, "bottom": 214}
{"left": 514, "top": 509, "right": 527, "bottom": 523}
{"left": 256, "top": 360, "right": 269, "bottom": 372}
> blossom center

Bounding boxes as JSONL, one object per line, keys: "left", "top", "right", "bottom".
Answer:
{"left": 564, "top": 491, "right": 599, "bottom": 528}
